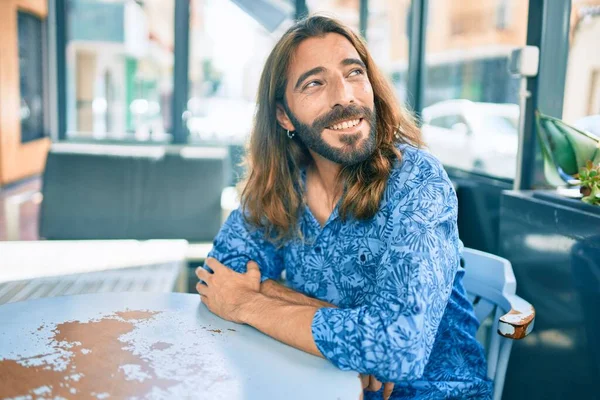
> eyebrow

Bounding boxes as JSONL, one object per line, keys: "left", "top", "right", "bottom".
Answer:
{"left": 293, "top": 58, "right": 367, "bottom": 91}
{"left": 341, "top": 58, "right": 367, "bottom": 69}
{"left": 294, "top": 66, "right": 325, "bottom": 91}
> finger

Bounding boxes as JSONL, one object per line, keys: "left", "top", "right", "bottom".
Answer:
{"left": 246, "top": 261, "right": 261, "bottom": 276}
{"left": 367, "top": 375, "right": 382, "bottom": 392}
{"left": 205, "top": 257, "right": 225, "bottom": 271}
{"left": 382, "top": 382, "right": 394, "bottom": 400}
{"left": 196, "top": 281, "right": 208, "bottom": 296}
{"left": 195, "top": 267, "right": 212, "bottom": 282}
{"left": 360, "top": 374, "right": 369, "bottom": 389}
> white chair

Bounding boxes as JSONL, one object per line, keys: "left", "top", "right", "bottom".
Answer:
{"left": 462, "top": 247, "right": 535, "bottom": 400}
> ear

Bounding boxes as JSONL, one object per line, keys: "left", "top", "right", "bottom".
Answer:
{"left": 276, "top": 102, "right": 296, "bottom": 132}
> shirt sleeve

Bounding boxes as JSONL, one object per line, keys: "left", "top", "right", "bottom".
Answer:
{"left": 205, "top": 208, "right": 284, "bottom": 283}
{"left": 311, "top": 151, "right": 460, "bottom": 382}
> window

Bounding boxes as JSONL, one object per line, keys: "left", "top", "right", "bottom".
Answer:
{"left": 65, "top": 0, "right": 174, "bottom": 142}
{"left": 423, "top": 0, "right": 529, "bottom": 180}
{"left": 18, "top": 11, "right": 47, "bottom": 143}
{"left": 563, "top": 1, "right": 600, "bottom": 137}
{"left": 306, "top": 0, "right": 360, "bottom": 32}
{"left": 186, "top": 0, "right": 293, "bottom": 146}
{"left": 366, "top": 0, "right": 411, "bottom": 104}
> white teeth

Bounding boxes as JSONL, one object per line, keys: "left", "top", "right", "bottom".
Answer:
{"left": 329, "top": 119, "right": 360, "bottom": 130}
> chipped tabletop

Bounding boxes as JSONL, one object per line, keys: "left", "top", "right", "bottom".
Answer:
{"left": 0, "top": 292, "right": 362, "bottom": 399}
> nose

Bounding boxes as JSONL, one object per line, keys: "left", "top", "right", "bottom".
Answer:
{"left": 329, "top": 75, "right": 355, "bottom": 109}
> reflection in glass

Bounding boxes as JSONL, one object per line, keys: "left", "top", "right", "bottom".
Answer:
{"left": 367, "top": 0, "right": 410, "bottom": 104}
{"left": 66, "top": 0, "right": 174, "bottom": 142}
{"left": 423, "top": 0, "right": 529, "bottom": 179}
{"left": 187, "top": 0, "right": 294, "bottom": 146}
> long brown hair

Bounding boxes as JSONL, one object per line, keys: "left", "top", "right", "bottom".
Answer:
{"left": 241, "top": 15, "right": 423, "bottom": 244}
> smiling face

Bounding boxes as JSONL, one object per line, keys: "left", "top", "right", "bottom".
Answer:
{"left": 276, "top": 33, "right": 377, "bottom": 166}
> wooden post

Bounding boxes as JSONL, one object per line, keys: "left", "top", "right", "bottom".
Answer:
{"left": 0, "top": 0, "right": 51, "bottom": 186}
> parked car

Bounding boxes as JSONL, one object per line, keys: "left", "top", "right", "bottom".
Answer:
{"left": 421, "top": 100, "right": 520, "bottom": 179}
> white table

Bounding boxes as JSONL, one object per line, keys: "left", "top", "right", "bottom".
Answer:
{"left": 0, "top": 292, "right": 362, "bottom": 399}
{"left": 0, "top": 240, "right": 189, "bottom": 304}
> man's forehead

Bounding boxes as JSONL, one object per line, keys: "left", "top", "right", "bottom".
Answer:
{"left": 288, "top": 33, "right": 361, "bottom": 77}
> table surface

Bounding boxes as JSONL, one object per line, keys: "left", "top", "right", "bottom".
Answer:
{"left": 0, "top": 292, "right": 362, "bottom": 400}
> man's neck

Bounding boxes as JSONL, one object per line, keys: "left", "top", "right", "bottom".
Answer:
{"left": 307, "top": 151, "right": 343, "bottom": 205}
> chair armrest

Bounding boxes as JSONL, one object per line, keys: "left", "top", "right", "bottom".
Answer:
{"left": 498, "top": 293, "right": 535, "bottom": 340}
{"left": 220, "top": 186, "right": 240, "bottom": 224}
{"left": 4, "top": 190, "right": 42, "bottom": 241}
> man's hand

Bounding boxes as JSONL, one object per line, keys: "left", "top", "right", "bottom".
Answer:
{"left": 195, "top": 258, "right": 261, "bottom": 324}
{"left": 360, "top": 374, "right": 394, "bottom": 400}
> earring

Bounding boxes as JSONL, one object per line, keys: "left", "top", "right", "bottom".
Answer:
{"left": 287, "top": 130, "right": 295, "bottom": 139}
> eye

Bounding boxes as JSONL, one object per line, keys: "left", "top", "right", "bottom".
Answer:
{"left": 304, "top": 80, "right": 321, "bottom": 89}
{"left": 349, "top": 68, "right": 364, "bottom": 77}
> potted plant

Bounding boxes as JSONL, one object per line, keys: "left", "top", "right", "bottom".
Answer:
{"left": 535, "top": 111, "right": 600, "bottom": 205}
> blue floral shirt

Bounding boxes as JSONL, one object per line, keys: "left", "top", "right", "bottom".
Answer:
{"left": 206, "top": 145, "right": 493, "bottom": 399}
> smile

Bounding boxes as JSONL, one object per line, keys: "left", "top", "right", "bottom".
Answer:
{"left": 326, "top": 118, "right": 364, "bottom": 132}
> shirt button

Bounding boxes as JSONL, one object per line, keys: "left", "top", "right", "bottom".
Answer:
{"left": 314, "top": 246, "right": 322, "bottom": 254}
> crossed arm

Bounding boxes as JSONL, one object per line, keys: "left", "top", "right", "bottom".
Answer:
{"left": 196, "top": 258, "right": 325, "bottom": 356}
{"left": 258, "top": 279, "right": 394, "bottom": 395}
{"left": 260, "top": 279, "right": 335, "bottom": 308}
{"left": 196, "top": 260, "right": 393, "bottom": 397}
{"left": 239, "top": 281, "right": 324, "bottom": 356}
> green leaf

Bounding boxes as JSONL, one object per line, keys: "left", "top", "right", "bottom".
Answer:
{"left": 554, "top": 118, "right": 600, "bottom": 169}
{"left": 539, "top": 117, "right": 578, "bottom": 175}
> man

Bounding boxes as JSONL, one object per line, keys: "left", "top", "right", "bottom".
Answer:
{"left": 196, "top": 16, "right": 492, "bottom": 399}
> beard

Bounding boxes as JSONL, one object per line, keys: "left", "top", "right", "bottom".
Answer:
{"left": 283, "top": 102, "right": 377, "bottom": 166}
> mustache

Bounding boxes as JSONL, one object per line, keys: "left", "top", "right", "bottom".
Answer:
{"left": 312, "top": 104, "right": 374, "bottom": 130}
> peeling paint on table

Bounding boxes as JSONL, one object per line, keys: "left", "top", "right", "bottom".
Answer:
{"left": 0, "top": 292, "right": 362, "bottom": 399}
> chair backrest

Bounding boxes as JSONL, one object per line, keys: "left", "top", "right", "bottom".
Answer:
{"left": 462, "top": 247, "right": 518, "bottom": 400}
{"left": 40, "top": 143, "right": 230, "bottom": 242}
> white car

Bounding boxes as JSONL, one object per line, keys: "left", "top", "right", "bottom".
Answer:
{"left": 421, "top": 100, "right": 520, "bottom": 179}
